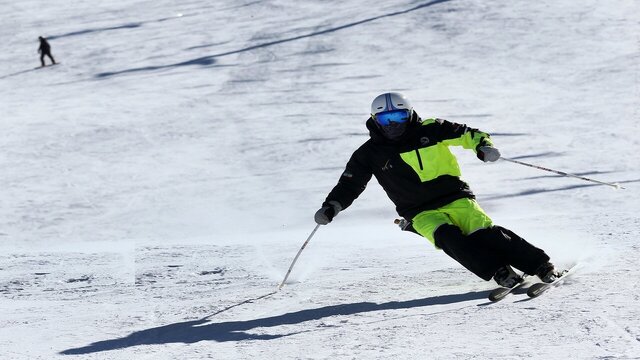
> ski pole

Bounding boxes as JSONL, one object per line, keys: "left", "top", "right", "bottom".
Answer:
{"left": 501, "top": 157, "right": 624, "bottom": 189}
{"left": 278, "top": 224, "right": 321, "bottom": 290}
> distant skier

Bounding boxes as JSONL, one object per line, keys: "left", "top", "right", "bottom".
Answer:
{"left": 38, "top": 36, "right": 56, "bottom": 67}
{"left": 314, "top": 92, "right": 561, "bottom": 288}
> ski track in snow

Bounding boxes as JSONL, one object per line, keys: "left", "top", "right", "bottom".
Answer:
{"left": 1, "top": 0, "right": 639, "bottom": 359}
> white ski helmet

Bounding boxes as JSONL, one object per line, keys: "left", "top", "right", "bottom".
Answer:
{"left": 370, "top": 92, "right": 414, "bottom": 139}
{"left": 371, "top": 92, "right": 413, "bottom": 117}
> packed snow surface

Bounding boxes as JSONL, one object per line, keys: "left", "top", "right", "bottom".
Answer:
{"left": 1, "top": 0, "right": 639, "bottom": 359}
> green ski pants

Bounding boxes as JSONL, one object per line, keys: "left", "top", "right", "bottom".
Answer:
{"left": 411, "top": 197, "right": 493, "bottom": 245}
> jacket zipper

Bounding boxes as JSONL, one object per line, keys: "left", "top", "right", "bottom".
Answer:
{"left": 415, "top": 149, "right": 424, "bottom": 170}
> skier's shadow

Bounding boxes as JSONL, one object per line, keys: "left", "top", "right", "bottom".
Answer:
{"left": 0, "top": 67, "right": 42, "bottom": 80}
{"left": 60, "top": 290, "right": 487, "bottom": 355}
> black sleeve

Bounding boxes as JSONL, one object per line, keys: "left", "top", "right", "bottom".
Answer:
{"left": 323, "top": 147, "right": 373, "bottom": 210}
{"left": 430, "top": 118, "right": 492, "bottom": 151}
{"left": 433, "top": 118, "right": 468, "bottom": 138}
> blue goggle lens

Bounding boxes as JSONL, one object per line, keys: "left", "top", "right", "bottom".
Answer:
{"left": 374, "top": 109, "right": 410, "bottom": 126}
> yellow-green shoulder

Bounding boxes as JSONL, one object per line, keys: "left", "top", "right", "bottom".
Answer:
{"left": 421, "top": 118, "right": 441, "bottom": 126}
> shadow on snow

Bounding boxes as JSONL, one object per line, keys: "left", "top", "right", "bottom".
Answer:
{"left": 481, "top": 178, "right": 640, "bottom": 201}
{"left": 47, "top": 15, "right": 189, "bottom": 41}
{"left": 60, "top": 289, "right": 485, "bottom": 355}
{"left": 94, "top": 0, "right": 452, "bottom": 78}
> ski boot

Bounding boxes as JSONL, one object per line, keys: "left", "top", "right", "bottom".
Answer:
{"left": 535, "top": 262, "right": 562, "bottom": 283}
{"left": 493, "top": 265, "right": 524, "bottom": 288}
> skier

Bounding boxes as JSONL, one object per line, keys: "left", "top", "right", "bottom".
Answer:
{"left": 38, "top": 36, "right": 56, "bottom": 67}
{"left": 314, "top": 92, "right": 561, "bottom": 288}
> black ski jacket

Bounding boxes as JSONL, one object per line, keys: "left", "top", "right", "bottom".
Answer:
{"left": 38, "top": 38, "right": 51, "bottom": 53}
{"left": 322, "top": 114, "right": 493, "bottom": 220}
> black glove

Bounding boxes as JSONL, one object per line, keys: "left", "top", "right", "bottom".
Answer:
{"left": 394, "top": 218, "right": 420, "bottom": 235}
{"left": 314, "top": 201, "right": 342, "bottom": 225}
{"left": 477, "top": 146, "right": 501, "bottom": 162}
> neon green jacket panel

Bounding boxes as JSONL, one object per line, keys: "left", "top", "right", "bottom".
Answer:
{"left": 399, "top": 118, "right": 492, "bottom": 183}
{"left": 399, "top": 144, "right": 461, "bottom": 182}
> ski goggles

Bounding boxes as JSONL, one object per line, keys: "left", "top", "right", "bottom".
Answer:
{"left": 374, "top": 109, "right": 411, "bottom": 126}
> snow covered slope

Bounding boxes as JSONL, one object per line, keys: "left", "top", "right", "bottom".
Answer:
{"left": 1, "top": 0, "right": 639, "bottom": 358}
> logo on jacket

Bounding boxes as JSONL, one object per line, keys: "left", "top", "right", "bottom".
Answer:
{"left": 420, "top": 137, "right": 430, "bottom": 146}
{"left": 382, "top": 159, "right": 393, "bottom": 171}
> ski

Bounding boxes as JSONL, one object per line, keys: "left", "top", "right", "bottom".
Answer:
{"left": 526, "top": 265, "right": 578, "bottom": 298}
{"left": 488, "top": 276, "right": 528, "bottom": 302}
